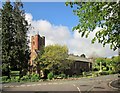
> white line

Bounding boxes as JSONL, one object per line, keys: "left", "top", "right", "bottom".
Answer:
{"left": 10, "top": 86, "right": 14, "bottom": 88}
{"left": 87, "top": 85, "right": 94, "bottom": 92}
{"left": 48, "top": 83, "right": 52, "bottom": 85}
{"left": 31, "top": 84, "right": 36, "bottom": 86}
{"left": 4, "top": 86, "right": 8, "bottom": 87}
{"left": 73, "top": 84, "right": 76, "bottom": 87}
{"left": 37, "top": 84, "right": 41, "bottom": 86}
{"left": 21, "top": 85, "right": 25, "bottom": 87}
{"left": 16, "top": 86, "right": 19, "bottom": 87}
{"left": 108, "top": 79, "right": 119, "bottom": 90}
{"left": 77, "top": 87, "right": 81, "bottom": 93}
{"left": 26, "top": 85, "right": 31, "bottom": 87}
{"left": 53, "top": 83, "right": 58, "bottom": 84}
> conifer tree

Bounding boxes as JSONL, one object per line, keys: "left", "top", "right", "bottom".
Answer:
{"left": 1, "top": 1, "right": 15, "bottom": 78}
{"left": 13, "top": 1, "right": 30, "bottom": 77}
{"left": 1, "top": 1, "right": 30, "bottom": 78}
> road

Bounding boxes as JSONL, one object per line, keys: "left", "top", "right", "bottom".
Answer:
{"left": 1, "top": 74, "right": 119, "bottom": 93}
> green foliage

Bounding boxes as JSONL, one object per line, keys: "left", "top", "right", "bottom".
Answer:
{"left": 10, "top": 76, "right": 20, "bottom": 82}
{"left": 47, "top": 72, "right": 54, "bottom": 80}
{"left": 57, "top": 73, "right": 66, "bottom": 79}
{"left": 36, "top": 44, "right": 70, "bottom": 75}
{"left": 30, "top": 74, "right": 40, "bottom": 82}
{"left": 66, "top": 2, "right": 120, "bottom": 51}
{"left": 99, "top": 71, "right": 109, "bottom": 75}
{"left": 2, "top": 76, "right": 8, "bottom": 82}
{"left": 82, "top": 72, "right": 86, "bottom": 77}
{"left": 20, "top": 73, "right": 40, "bottom": 82}
{"left": 1, "top": 1, "right": 30, "bottom": 78}
{"left": 11, "top": 71, "right": 20, "bottom": 76}
{"left": 20, "top": 75, "right": 29, "bottom": 82}
{"left": 1, "top": 1, "right": 15, "bottom": 78}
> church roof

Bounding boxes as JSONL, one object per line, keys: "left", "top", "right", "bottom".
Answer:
{"left": 67, "top": 55, "right": 92, "bottom": 63}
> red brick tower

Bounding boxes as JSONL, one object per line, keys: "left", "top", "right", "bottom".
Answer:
{"left": 30, "top": 34, "right": 45, "bottom": 66}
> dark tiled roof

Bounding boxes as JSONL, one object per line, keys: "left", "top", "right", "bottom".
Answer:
{"left": 67, "top": 55, "right": 92, "bottom": 63}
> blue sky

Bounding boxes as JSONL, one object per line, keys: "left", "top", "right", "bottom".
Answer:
{"left": 23, "top": 2, "right": 78, "bottom": 29}
{"left": 23, "top": 2, "right": 118, "bottom": 58}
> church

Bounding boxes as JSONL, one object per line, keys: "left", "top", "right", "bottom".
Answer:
{"left": 29, "top": 34, "right": 92, "bottom": 75}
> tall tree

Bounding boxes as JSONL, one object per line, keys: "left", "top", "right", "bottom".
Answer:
{"left": 1, "top": 1, "right": 15, "bottom": 78}
{"left": 66, "top": 1, "right": 120, "bottom": 51}
{"left": 1, "top": 1, "right": 30, "bottom": 78}
{"left": 13, "top": 1, "right": 30, "bottom": 77}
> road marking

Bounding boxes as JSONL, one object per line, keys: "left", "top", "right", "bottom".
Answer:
{"left": 4, "top": 86, "right": 8, "bottom": 87}
{"left": 77, "top": 87, "right": 81, "bottom": 93}
{"left": 16, "top": 86, "right": 19, "bottom": 87}
{"left": 108, "top": 79, "right": 119, "bottom": 90}
{"left": 31, "top": 84, "right": 36, "bottom": 86}
{"left": 87, "top": 85, "right": 94, "bottom": 92}
{"left": 53, "top": 83, "right": 57, "bottom": 85}
{"left": 10, "top": 86, "right": 14, "bottom": 88}
{"left": 37, "top": 84, "right": 41, "bottom": 86}
{"left": 48, "top": 83, "right": 52, "bottom": 85}
{"left": 73, "top": 84, "right": 76, "bottom": 87}
{"left": 26, "top": 85, "right": 31, "bottom": 87}
{"left": 21, "top": 85, "right": 25, "bottom": 87}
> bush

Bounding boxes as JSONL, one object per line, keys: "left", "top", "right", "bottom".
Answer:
{"left": 82, "top": 72, "right": 86, "bottom": 77}
{"left": 11, "top": 71, "right": 20, "bottom": 76}
{"left": 20, "top": 74, "right": 40, "bottom": 82}
{"left": 20, "top": 75, "right": 30, "bottom": 82}
{"left": 54, "top": 75, "right": 58, "bottom": 79}
{"left": 47, "top": 72, "right": 54, "bottom": 80}
{"left": 59, "top": 73, "right": 66, "bottom": 79}
{"left": 103, "top": 67, "right": 107, "bottom": 71}
{"left": 92, "top": 72, "right": 99, "bottom": 77}
{"left": 2, "top": 76, "right": 8, "bottom": 83}
{"left": 99, "top": 71, "right": 109, "bottom": 75}
{"left": 108, "top": 71, "right": 116, "bottom": 74}
{"left": 30, "top": 74, "right": 40, "bottom": 82}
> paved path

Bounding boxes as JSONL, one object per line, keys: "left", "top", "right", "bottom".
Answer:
{"left": 1, "top": 74, "right": 119, "bottom": 93}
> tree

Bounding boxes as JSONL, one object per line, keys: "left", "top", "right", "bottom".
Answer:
{"left": 1, "top": 1, "right": 30, "bottom": 78}
{"left": 36, "top": 44, "right": 70, "bottom": 75}
{"left": 80, "top": 54, "right": 86, "bottom": 58}
{"left": 112, "top": 56, "right": 120, "bottom": 73}
{"left": 66, "top": 1, "right": 120, "bottom": 51}
{"left": 13, "top": 1, "right": 30, "bottom": 77}
{"left": 1, "top": 1, "right": 15, "bottom": 78}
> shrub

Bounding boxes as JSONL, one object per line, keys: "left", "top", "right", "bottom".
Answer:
{"left": 59, "top": 73, "right": 66, "bottom": 79}
{"left": 47, "top": 72, "right": 54, "bottom": 80}
{"left": 99, "top": 71, "right": 109, "bottom": 75}
{"left": 30, "top": 74, "right": 40, "bottom": 82}
{"left": 53, "top": 75, "right": 58, "bottom": 79}
{"left": 103, "top": 67, "right": 107, "bottom": 71}
{"left": 20, "top": 75, "right": 30, "bottom": 82}
{"left": 108, "top": 71, "right": 116, "bottom": 74}
{"left": 92, "top": 72, "right": 99, "bottom": 77}
{"left": 2, "top": 76, "right": 8, "bottom": 83}
{"left": 82, "top": 72, "right": 86, "bottom": 77}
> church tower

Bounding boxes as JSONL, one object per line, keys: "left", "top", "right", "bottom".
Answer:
{"left": 30, "top": 34, "right": 45, "bottom": 66}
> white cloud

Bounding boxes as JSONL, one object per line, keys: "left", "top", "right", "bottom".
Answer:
{"left": 25, "top": 13, "right": 118, "bottom": 58}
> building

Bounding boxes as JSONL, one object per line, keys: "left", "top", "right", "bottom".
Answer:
{"left": 29, "top": 34, "right": 92, "bottom": 75}
{"left": 65, "top": 54, "right": 92, "bottom": 76}
{"left": 30, "top": 34, "right": 45, "bottom": 66}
